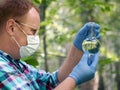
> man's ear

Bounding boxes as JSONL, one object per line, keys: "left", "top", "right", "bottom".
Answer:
{"left": 6, "top": 19, "right": 16, "bottom": 36}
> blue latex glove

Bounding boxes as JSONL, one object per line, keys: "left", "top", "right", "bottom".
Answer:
{"left": 73, "top": 22, "right": 100, "bottom": 51}
{"left": 69, "top": 51, "right": 99, "bottom": 85}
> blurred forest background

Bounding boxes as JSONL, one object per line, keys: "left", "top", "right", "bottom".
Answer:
{"left": 22, "top": 0, "right": 120, "bottom": 90}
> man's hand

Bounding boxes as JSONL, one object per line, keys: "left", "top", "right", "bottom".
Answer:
{"left": 73, "top": 22, "right": 100, "bottom": 51}
{"left": 57, "top": 22, "right": 100, "bottom": 84}
{"left": 69, "top": 51, "right": 99, "bottom": 85}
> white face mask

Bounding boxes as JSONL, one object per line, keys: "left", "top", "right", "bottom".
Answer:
{"left": 12, "top": 35, "right": 40, "bottom": 58}
{"left": 20, "top": 35, "right": 39, "bottom": 58}
{"left": 12, "top": 22, "right": 40, "bottom": 58}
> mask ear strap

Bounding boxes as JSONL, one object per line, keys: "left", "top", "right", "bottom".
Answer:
{"left": 11, "top": 36, "right": 21, "bottom": 48}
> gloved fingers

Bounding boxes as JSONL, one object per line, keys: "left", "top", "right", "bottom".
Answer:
{"left": 78, "top": 22, "right": 95, "bottom": 35}
{"left": 86, "top": 22, "right": 100, "bottom": 36}
{"left": 79, "top": 22, "right": 100, "bottom": 35}
{"left": 90, "top": 52, "right": 99, "bottom": 68}
{"left": 96, "top": 34, "right": 101, "bottom": 39}
{"left": 94, "top": 27, "right": 100, "bottom": 33}
{"left": 79, "top": 24, "right": 90, "bottom": 35}
{"left": 94, "top": 28, "right": 100, "bottom": 39}
{"left": 94, "top": 23, "right": 100, "bottom": 29}
{"left": 86, "top": 22, "right": 100, "bottom": 30}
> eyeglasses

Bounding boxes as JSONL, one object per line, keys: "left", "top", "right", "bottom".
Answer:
{"left": 15, "top": 20, "right": 39, "bottom": 35}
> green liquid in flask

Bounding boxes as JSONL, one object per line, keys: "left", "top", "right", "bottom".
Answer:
{"left": 82, "top": 37, "right": 100, "bottom": 54}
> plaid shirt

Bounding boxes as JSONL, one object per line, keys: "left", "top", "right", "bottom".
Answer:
{"left": 0, "top": 50, "right": 59, "bottom": 90}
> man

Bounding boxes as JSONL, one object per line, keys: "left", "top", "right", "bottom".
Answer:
{"left": 0, "top": 0, "right": 100, "bottom": 90}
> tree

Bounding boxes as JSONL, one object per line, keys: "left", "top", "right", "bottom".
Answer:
{"left": 26, "top": 0, "right": 120, "bottom": 90}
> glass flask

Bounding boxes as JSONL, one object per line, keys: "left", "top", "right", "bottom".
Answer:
{"left": 82, "top": 22, "right": 101, "bottom": 65}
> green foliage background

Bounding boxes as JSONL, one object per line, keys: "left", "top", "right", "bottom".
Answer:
{"left": 27, "top": 0, "right": 120, "bottom": 68}
{"left": 22, "top": 0, "right": 120, "bottom": 89}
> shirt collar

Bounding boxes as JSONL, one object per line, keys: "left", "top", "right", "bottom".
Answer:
{"left": 0, "top": 50, "right": 15, "bottom": 61}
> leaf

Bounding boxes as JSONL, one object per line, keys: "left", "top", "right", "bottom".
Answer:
{"left": 22, "top": 56, "right": 39, "bottom": 67}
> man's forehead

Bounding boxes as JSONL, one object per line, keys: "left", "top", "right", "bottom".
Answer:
{"left": 23, "top": 8, "right": 40, "bottom": 28}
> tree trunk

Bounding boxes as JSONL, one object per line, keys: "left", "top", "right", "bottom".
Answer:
{"left": 115, "top": 62, "right": 120, "bottom": 90}
{"left": 39, "top": 0, "right": 49, "bottom": 72}
{"left": 98, "top": 72, "right": 105, "bottom": 90}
